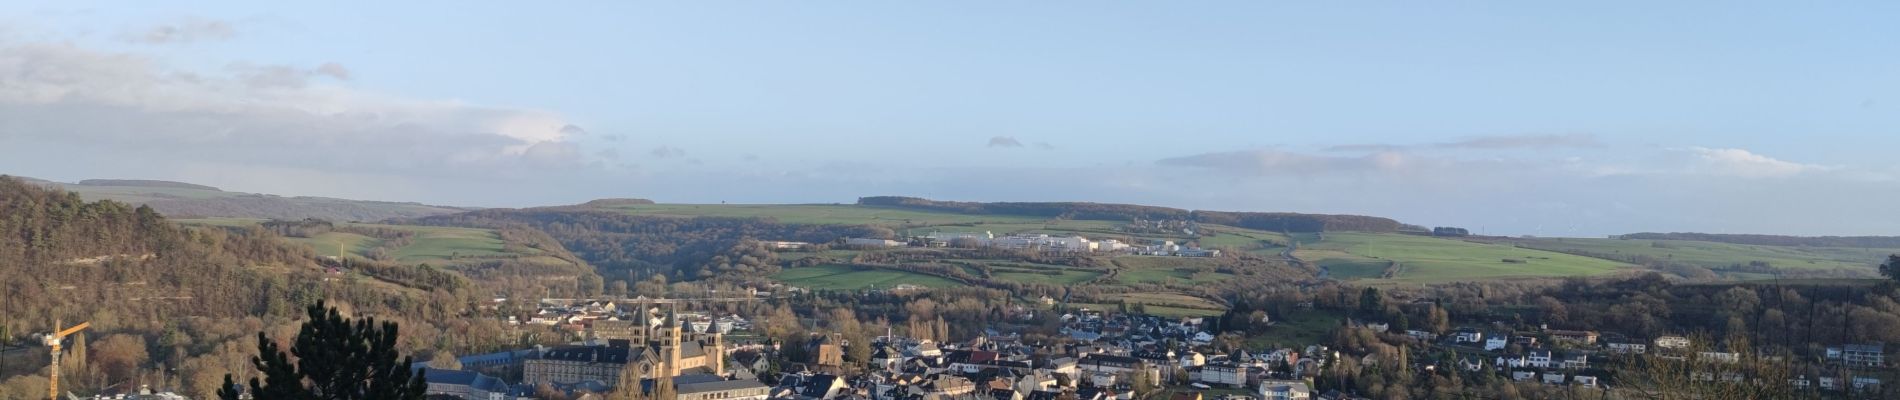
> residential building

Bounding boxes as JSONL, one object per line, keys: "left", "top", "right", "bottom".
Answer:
{"left": 845, "top": 238, "right": 906, "bottom": 248}
{"left": 1451, "top": 330, "right": 1483, "bottom": 344}
{"left": 1654, "top": 336, "right": 1691, "bottom": 350}
{"left": 1547, "top": 330, "right": 1599, "bottom": 345}
{"left": 1484, "top": 337, "right": 1508, "bottom": 351}
{"left": 1558, "top": 353, "right": 1588, "bottom": 369}
{"left": 1257, "top": 380, "right": 1311, "bottom": 400}
{"left": 1526, "top": 351, "right": 1552, "bottom": 369}
{"left": 763, "top": 241, "right": 813, "bottom": 250}
{"left": 1605, "top": 341, "right": 1647, "bottom": 354}
{"left": 675, "top": 376, "right": 771, "bottom": 400}
{"left": 1827, "top": 344, "right": 1885, "bottom": 367}
{"left": 1542, "top": 373, "right": 1566, "bottom": 385}
{"left": 419, "top": 368, "right": 513, "bottom": 400}
{"left": 1199, "top": 362, "right": 1246, "bottom": 388}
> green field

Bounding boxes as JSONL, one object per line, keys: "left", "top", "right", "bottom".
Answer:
{"left": 1294, "top": 233, "right": 1632, "bottom": 283}
{"left": 993, "top": 270, "right": 1104, "bottom": 285}
{"left": 1075, "top": 292, "right": 1228, "bottom": 317}
{"left": 772, "top": 264, "right": 967, "bottom": 290}
{"left": 1508, "top": 237, "right": 1893, "bottom": 271}
{"left": 1112, "top": 256, "right": 1234, "bottom": 284}
{"left": 180, "top": 219, "right": 538, "bottom": 265}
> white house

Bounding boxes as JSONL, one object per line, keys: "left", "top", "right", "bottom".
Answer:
{"left": 1199, "top": 362, "right": 1247, "bottom": 388}
{"left": 1605, "top": 342, "right": 1647, "bottom": 354}
{"left": 1526, "top": 351, "right": 1553, "bottom": 368}
{"left": 1511, "top": 371, "right": 1536, "bottom": 381}
{"left": 1574, "top": 376, "right": 1598, "bottom": 388}
{"left": 1541, "top": 373, "right": 1566, "bottom": 385}
{"left": 845, "top": 238, "right": 905, "bottom": 248}
{"left": 1654, "top": 336, "right": 1691, "bottom": 349}
{"left": 1257, "top": 380, "right": 1311, "bottom": 400}
{"left": 1484, "top": 337, "right": 1508, "bottom": 351}
{"left": 1452, "top": 331, "right": 1484, "bottom": 344}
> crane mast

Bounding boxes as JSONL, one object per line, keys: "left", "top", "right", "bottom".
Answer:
{"left": 41, "top": 320, "right": 90, "bottom": 400}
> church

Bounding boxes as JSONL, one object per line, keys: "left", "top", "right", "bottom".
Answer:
{"left": 522, "top": 304, "right": 727, "bottom": 388}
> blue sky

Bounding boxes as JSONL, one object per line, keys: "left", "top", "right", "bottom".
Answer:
{"left": 1, "top": 1, "right": 1897, "bottom": 236}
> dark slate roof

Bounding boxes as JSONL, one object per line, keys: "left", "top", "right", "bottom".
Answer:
{"left": 678, "top": 377, "right": 770, "bottom": 395}
{"left": 801, "top": 374, "right": 842, "bottom": 398}
{"left": 536, "top": 345, "right": 644, "bottom": 364}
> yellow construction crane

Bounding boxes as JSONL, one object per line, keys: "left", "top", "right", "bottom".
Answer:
{"left": 40, "top": 320, "right": 90, "bottom": 400}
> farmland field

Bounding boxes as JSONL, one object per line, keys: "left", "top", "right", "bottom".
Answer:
{"left": 1506, "top": 237, "right": 1893, "bottom": 271}
{"left": 1294, "top": 233, "right": 1632, "bottom": 283}
{"left": 178, "top": 219, "right": 539, "bottom": 265}
{"left": 1112, "top": 256, "right": 1233, "bottom": 284}
{"left": 772, "top": 264, "right": 966, "bottom": 290}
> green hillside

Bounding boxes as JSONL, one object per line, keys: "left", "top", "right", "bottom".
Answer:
{"left": 771, "top": 264, "right": 967, "bottom": 290}
{"left": 1293, "top": 232, "right": 1633, "bottom": 283}
{"left": 181, "top": 219, "right": 565, "bottom": 266}
{"left": 1507, "top": 237, "right": 1893, "bottom": 271}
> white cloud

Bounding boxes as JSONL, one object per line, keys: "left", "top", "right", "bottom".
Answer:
{"left": 1685, "top": 147, "right": 1834, "bottom": 178}
{"left": 120, "top": 17, "right": 236, "bottom": 45}
{"left": 1156, "top": 149, "right": 1459, "bottom": 176}
{"left": 987, "top": 136, "right": 1023, "bottom": 148}
{"left": 0, "top": 40, "right": 595, "bottom": 178}
{"left": 650, "top": 146, "right": 686, "bottom": 158}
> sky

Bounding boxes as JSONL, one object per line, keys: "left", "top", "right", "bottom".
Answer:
{"left": 1, "top": 1, "right": 1897, "bottom": 237}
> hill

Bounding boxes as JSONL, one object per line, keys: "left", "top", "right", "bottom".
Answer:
{"left": 1615, "top": 232, "right": 1900, "bottom": 248}
{"left": 1289, "top": 232, "right": 1633, "bottom": 283}
{"left": 77, "top": 179, "right": 221, "bottom": 191}
{"left": 11, "top": 175, "right": 469, "bottom": 221}
{"left": 1498, "top": 236, "right": 1890, "bottom": 279}
{"left": 0, "top": 176, "right": 623, "bottom": 397}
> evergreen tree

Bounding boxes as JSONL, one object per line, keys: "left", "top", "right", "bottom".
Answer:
{"left": 1881, "top": 255, "right": 1900, "bottom": 283}
{"left": 219, "top": 301, "right": 427, "bottom": 400}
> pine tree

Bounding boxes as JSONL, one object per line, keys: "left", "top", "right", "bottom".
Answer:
{"left": 219, "top": 301, "right": 427, "bottom": 400}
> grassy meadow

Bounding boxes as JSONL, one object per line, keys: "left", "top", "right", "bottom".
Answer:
{"left": 1507, "top": 237, "right": 1893, "bottom": 271}
{"left": 1294, "top": 232, "right": 1632, "bottom": 283}
{"left": 771, "top": 264, "right": 967, "bottom": 290}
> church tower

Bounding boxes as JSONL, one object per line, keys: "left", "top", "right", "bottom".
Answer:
{"left": 660, "top": 303, "right": 683, "bottom": 376}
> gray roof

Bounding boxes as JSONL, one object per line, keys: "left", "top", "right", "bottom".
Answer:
{"left": 537, "top": 345, "right": 646, "bottom": 364}
{"left": 678, "top": 378, "right": 770, "bottom": 394}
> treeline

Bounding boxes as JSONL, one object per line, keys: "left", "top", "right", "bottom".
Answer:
{"left": 856, "top": 196, "right": 1402, "bottom": 232}
{"left": 1618, "top": 232, "right": 1900, "bottom": 248}
{"left": 406, "top": 209, "right": 891, "bottom": 282}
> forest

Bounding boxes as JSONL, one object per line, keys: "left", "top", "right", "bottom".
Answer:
{"left": 0, "top": 177, "right": 546, "bottom": 399}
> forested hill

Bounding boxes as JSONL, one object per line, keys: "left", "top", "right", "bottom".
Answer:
{"left": 856, "top": 196, "right": 1402, "bottom": 232}
{"left": 0, "top": 176, "right": 451, "bottom": 330}
{"left": 0, "top": 176, "right": 527, "bottom": 396}
{"left": 1618, "top": 232, "right": 1900, "bottom": 248}
{"left": 12, "top": 175, "right": 468, "bottom": 222}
